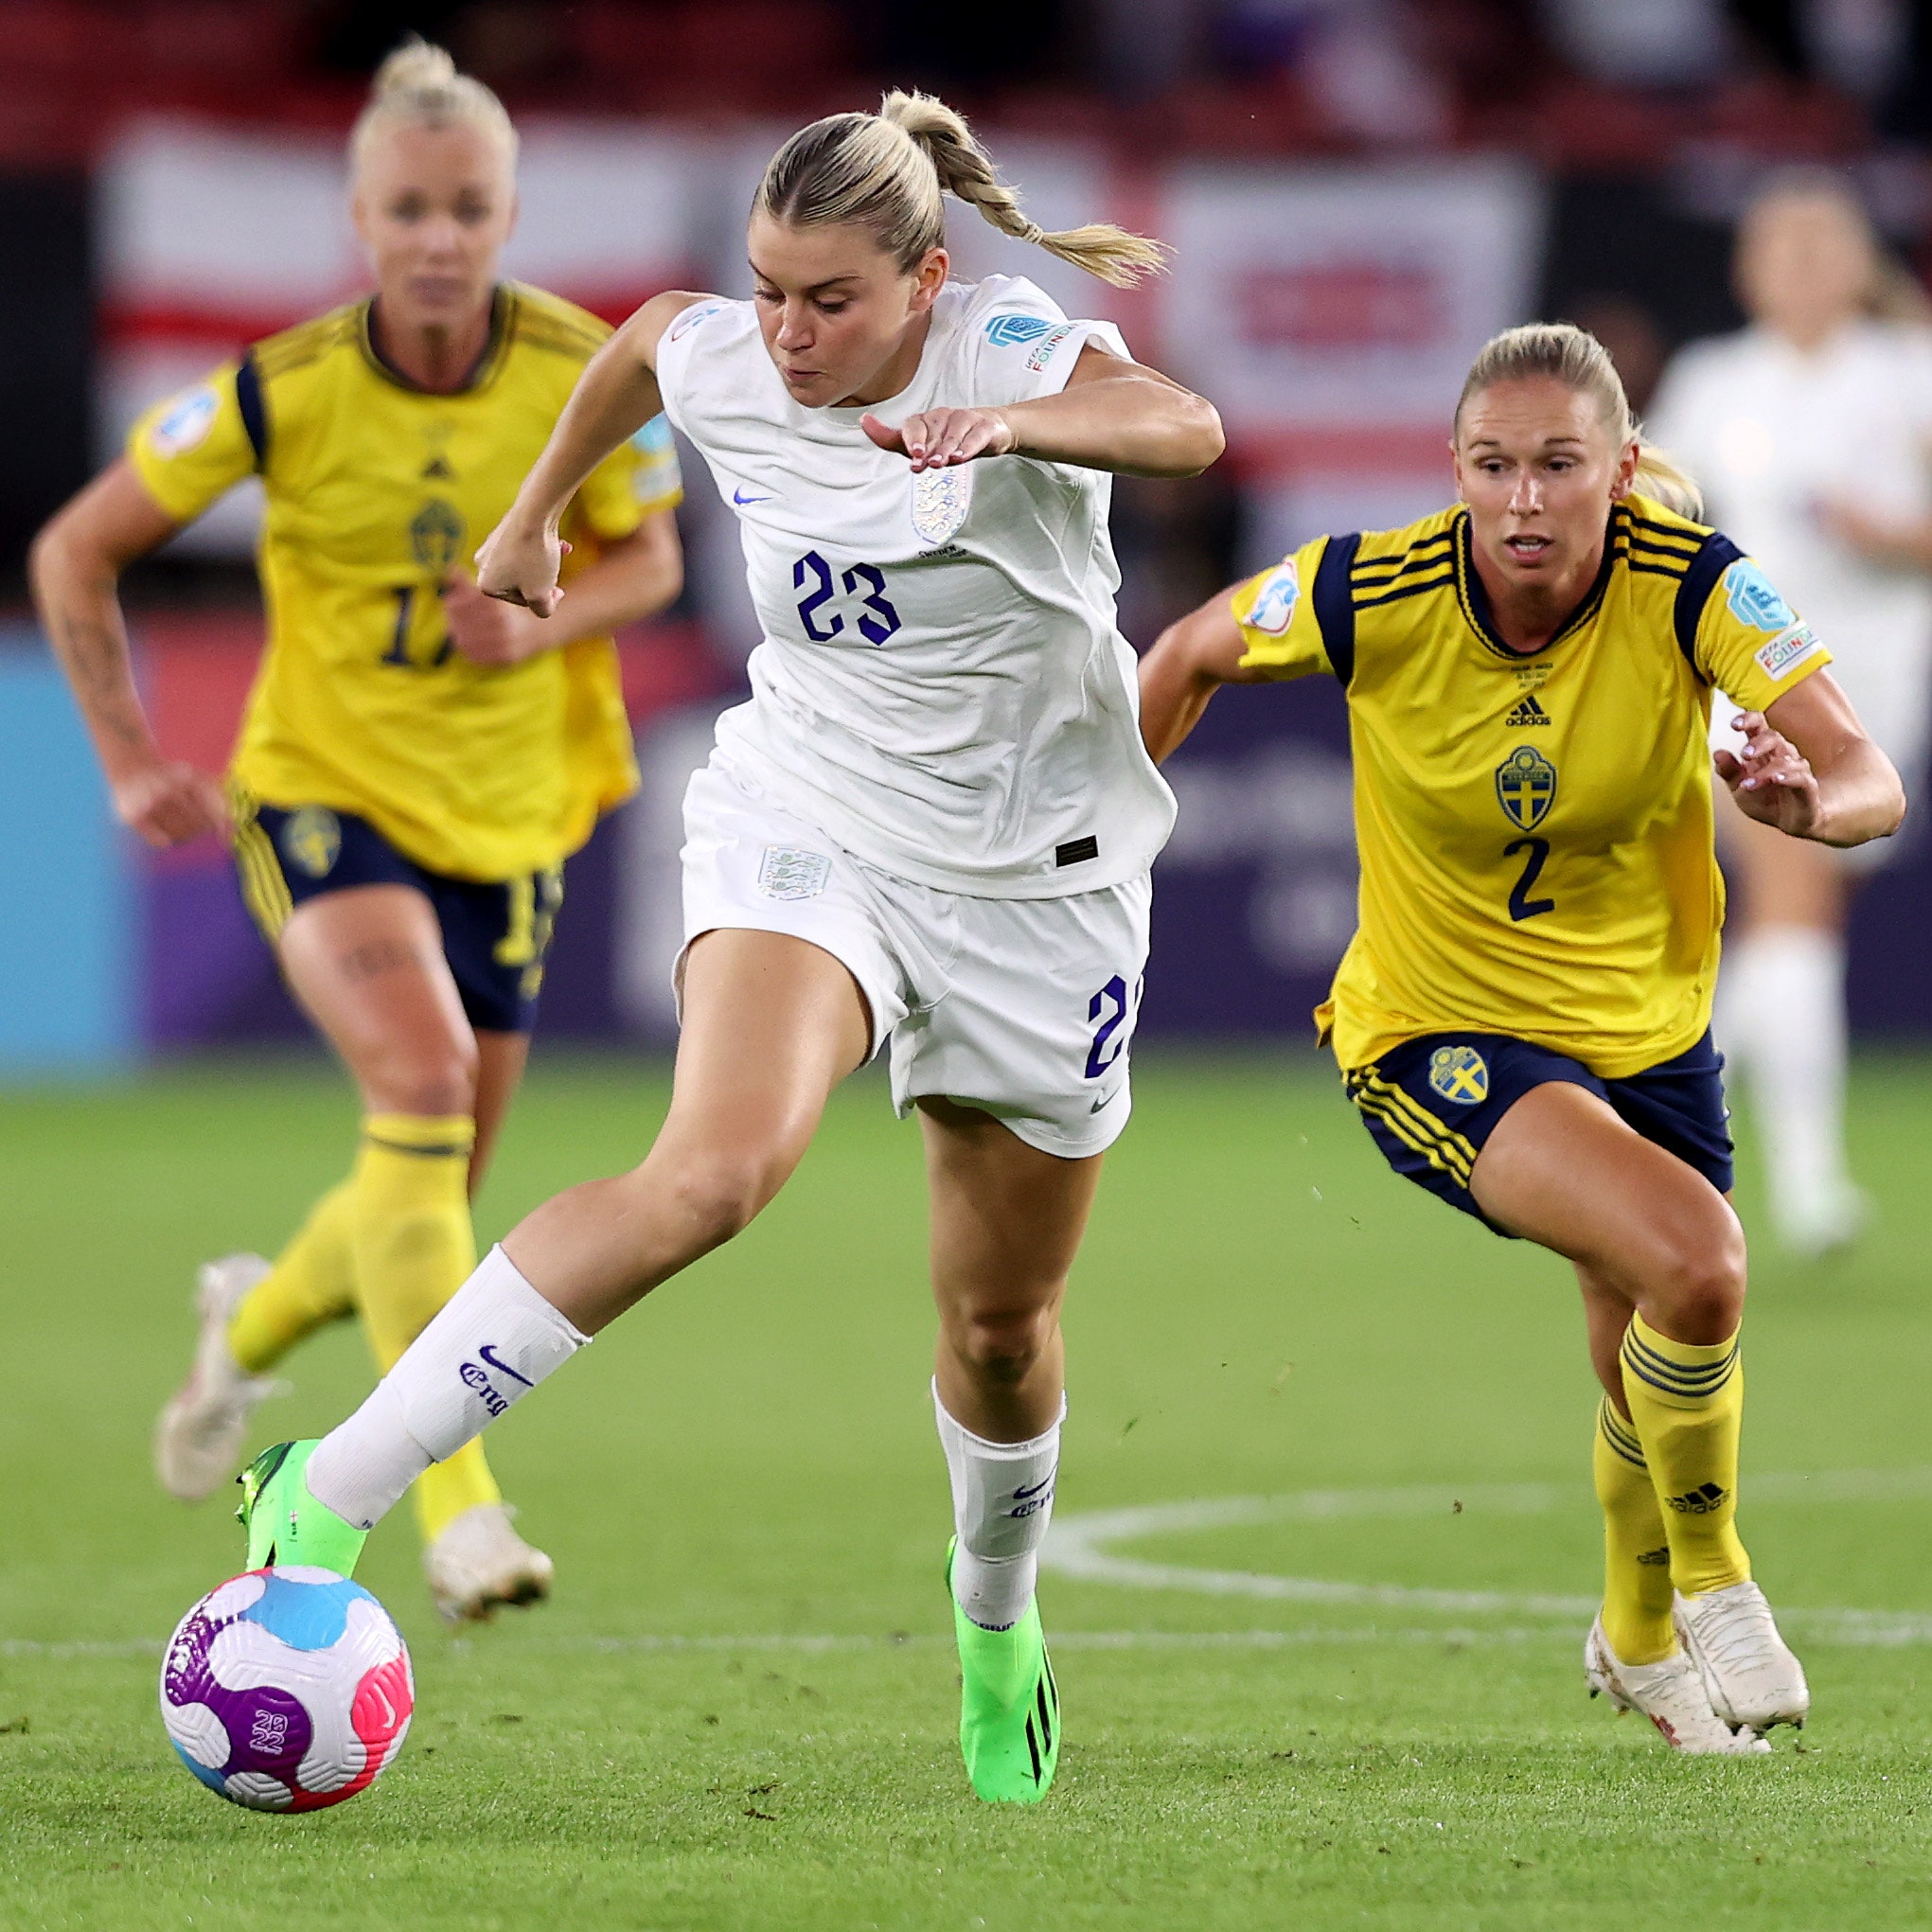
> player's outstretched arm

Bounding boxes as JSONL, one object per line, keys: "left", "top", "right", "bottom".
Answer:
{"left": 477, "top": 290, "right": 712, "bottom": 617}
{"left": 1137, "top": 584, "right": 1272, "bottom": 764}
{"left": 862, "top": 344, "right": 1224, "bottom": 480}
{"left": 1717, "top": 668, "right": 1905, "bottom": 846}
{"left": 28, "top": 461, "right": 228, "bottom": 849}
{"left": 446, "top": 516, "right": 683, "bottom": 666}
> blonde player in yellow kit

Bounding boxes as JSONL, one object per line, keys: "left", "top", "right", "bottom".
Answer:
{"left": 30, "top": 42, "right": 682, "bottom": 1620}
{"left": 1140, "top": 324, "right": 1904, "bottom": 1752}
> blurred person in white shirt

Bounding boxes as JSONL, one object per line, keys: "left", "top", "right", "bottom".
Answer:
{"left": 1649, "top": 172, "right": 1931, "bottom": 1254}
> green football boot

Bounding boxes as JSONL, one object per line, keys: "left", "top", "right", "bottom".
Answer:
{"left": 947, "top": 1541, "right": 1059, "bottom": 1804}
{"left": 236, "top": 1441, "right": 367, "bottom": 1576}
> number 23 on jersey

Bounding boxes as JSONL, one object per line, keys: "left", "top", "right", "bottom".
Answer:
{"left": 792, "top": 551, "right": 902, "bottom": 647}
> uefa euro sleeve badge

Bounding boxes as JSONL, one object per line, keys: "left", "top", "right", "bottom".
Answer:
{"left": 912, "top": 466, "right": 972, "bottom": 547}
{"left": 1495, "top": 746, "right": 1556, "bottom": 830}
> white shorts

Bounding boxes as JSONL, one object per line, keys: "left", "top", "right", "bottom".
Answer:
{"left": 679, "top": 763, "right": 1151, "bottom": 1158}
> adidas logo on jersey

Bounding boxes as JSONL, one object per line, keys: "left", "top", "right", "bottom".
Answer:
{"left": 1505, "top": 695, "right": 1551, "bottom": 727}
{"left": 1664, "top": 1481, "right": 1728, "bottom": 1515}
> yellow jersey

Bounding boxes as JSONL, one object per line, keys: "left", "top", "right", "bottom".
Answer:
{"left": 1232, "top": 494, "right": 1833, "bottom": 1079}
{"left": 128, "top": 283, "right": 682, "bottom": 881}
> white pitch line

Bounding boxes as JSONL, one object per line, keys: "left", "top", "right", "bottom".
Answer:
{"left": 1042, "top": 1472, "right": 1932, "bottom": 1646}
{"left": 0, "top": 1628, "right": 1587, "bottom": 1659}
{"left": 15, "top": 1469, "right": 1932, "bottom": 1659}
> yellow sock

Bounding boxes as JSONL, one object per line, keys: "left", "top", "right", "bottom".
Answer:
{"left": 1593, "top": 1395, "right": 1675, "bottom": 1662}
{"left": 226, "top": 1180, "right": 358, "bottom": 1374}
{"left": 1619, "top": 1312, "right": 1750, "bottom": 1598}
{"left": 349, "top": 1113, "right": 502, "bottom": 1545}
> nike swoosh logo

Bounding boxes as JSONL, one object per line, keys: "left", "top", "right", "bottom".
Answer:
{"left": 1014, "top": 1472, "right": 1056, "bottom": 1501}
{"left": 477, "top": 1343, "right": 534, "bottom": 1388}
{"left": 1089, "top": 1088, "right": 1120, "bottom": 1114}
{"left": 733, "top": 486, "right": 771, "bottom": 505}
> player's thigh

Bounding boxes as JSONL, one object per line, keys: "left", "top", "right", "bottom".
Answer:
{"left": 653, "top": 927, "right": 873, "bottom": 1182}
{"left": 1472, "top": 1080, "right": 1745, "bottom": 1340}
{"left": 276, "top": 884, "right": 478, "bottom": 1116}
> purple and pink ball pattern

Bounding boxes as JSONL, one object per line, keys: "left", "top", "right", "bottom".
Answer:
{"left": 159, "top": 1567, "right": 414, "bottom": 1812}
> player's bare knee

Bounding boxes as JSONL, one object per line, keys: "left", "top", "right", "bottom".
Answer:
{"left": 951, "top": 1303, "right": 1055, "bottom": 1387}
{"left": 1648, "top": 1224, "right": 1746, "bottom": 1339}
{"left": 653, "top": 1144, "right": 793, "bottom": 1250}
{"left": 364, "top": 1042, "right": 479, "bottom": 1120}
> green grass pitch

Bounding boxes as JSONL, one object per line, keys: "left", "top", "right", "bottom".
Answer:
{"left": 4, "top": 1049, "right": 1932, "bottom": 1929}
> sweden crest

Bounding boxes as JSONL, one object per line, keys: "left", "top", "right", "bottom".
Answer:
{"left": 410, "top": 498, "right": 465, "bottom": 572}
{"left": 280, "top": 806, "right": 341, "bottom": 879}
{"left": 1495, "top": 745, "right": 1556, "bottom": 830}
{"left": 1427, "top": 1044, "right": 1489, "bottom": 1105}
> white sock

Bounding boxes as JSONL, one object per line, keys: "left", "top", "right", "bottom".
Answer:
{"left": 1710, "top": 929, "right": 1766, "bottom": 1070}
{"left": 932, "top": 1381, "right": 1064, "bottom": 1632}
{"left": 1723, "top": 927, "right": 1853, "bottom": 1233}
{"left": 307, "top": 1246, "right": 590, "bottom": 1530}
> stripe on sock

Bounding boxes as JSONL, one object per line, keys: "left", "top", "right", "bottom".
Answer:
{"left": 363, "top": 1133, "right": 473, "bottom": 1160}
{"left": 1621, "top": 1326, "right": 1739, "bottom": 1399}
{"left": 1597, "top": 1397, "right": 1647, "bottom": 1469}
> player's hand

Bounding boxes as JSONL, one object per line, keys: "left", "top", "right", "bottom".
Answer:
{"left": 443, "top": 573, "right": 553, "bottom": 666}
{"left": 110, "top": 757, "right": 229, "bottom": 850}
{"left": 473, "top": 518, "right": 571, "bottom": 618}
{"left": 1714, "top": 710, "right": 1825, "bottom": 837}
{"left": 861, "top": 406, "right": 1016, "bottom": 471}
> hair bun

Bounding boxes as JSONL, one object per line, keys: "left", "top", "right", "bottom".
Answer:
{"left": 370, "top": 36, "right": 458, "bottom": 100}
{"left": 349, "top": 36, "right": 517, "bottom": 173}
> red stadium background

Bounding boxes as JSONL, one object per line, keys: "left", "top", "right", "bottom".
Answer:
{"left": 2, "top": 0, "right": 1929, "bottom": 1068}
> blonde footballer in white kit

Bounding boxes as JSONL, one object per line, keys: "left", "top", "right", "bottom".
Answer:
{"left": 222, "top": 91, "right": 1225, "bottom": 1807}
{"left": 1649, "top": 172, "right": 1925, "bottom": 1253}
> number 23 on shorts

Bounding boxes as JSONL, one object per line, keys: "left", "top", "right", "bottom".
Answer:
{"left": 1086, "top": 975, "right": 1136, "bottom": 1080}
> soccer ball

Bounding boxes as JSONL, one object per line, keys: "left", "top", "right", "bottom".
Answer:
{"left": 159, "top": 1566, "right": 414, "bottom": 1812}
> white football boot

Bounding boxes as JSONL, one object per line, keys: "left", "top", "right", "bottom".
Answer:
{"left": 423, "top": 1503, "right": 555, "bottom": 1624}
{"left": 1674, "top": 1582, "right": 1810, "bottom": 1732}
{"left": 1585, "top": 1616, "right": 1771, "bottom": 1755}
{"left": 153, "top": 1253, "right": 286, "bottom": 1502}
{"left": 1775, "top": 1179, "right": 1869, "bottom": 1261}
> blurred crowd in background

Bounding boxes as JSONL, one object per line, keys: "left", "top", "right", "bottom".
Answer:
{"left": 0, "top": 1, "right": 1928, "bottom": 163}
{"left": 5, "top": 0, "right": 1932, "bottom": 1072}
{"left": 3, "top": 2, "right": 1931, "bottom": 625}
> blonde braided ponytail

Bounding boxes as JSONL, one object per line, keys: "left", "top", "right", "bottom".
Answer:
{"left": 756, "top": 92, "right": 1166, "bottom": 290}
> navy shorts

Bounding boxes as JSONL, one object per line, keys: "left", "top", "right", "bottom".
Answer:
{"left": 1343, "top": 1030, "right": 1733, "bottom": 1237}
{"left": 232, "top": 798, "right": 564, "bottom": 1034}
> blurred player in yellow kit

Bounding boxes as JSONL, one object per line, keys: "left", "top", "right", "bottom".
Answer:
{"left": 1140, "top": 323, "right": 1904, "bottom": 1751}
{"left": 31, "top": 41, "right": 682, "bottom": 1620}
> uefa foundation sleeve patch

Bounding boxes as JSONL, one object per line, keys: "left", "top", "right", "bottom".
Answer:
{"left": 1754, "top": 623, "right": 1827, "bottom": 683}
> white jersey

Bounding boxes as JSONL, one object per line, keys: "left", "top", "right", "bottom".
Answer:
{"left": 1648, "top": 321, "right": 1932, "bottom": 768}
{"left": 654, "top": 274, "right": 1176, "bottom": 898}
